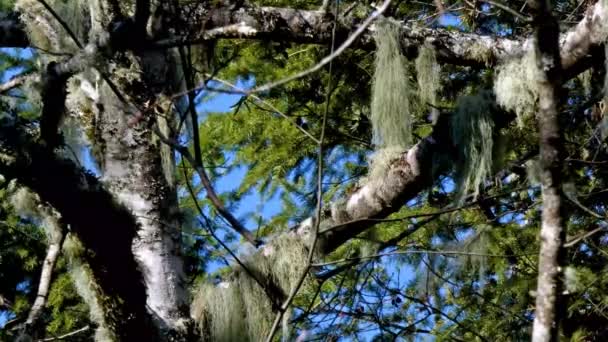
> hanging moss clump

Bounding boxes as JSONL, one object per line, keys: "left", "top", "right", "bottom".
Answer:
{"left": 451, "top": 91, "right": 496, "bottom": 203}
{"left": 494, "top": 46, "right": 542, "bottom": 126}
{"left": 415, "top": 45, "right": 441, "bottom": 121}
{"left": 63, "top": 235, "right": 115, "bottom": 341}
{"left": 370, "top": 18, "right": 412, "bottom": 148}
{"left": 192, "top": 234, "right": 310, "bottom": 341}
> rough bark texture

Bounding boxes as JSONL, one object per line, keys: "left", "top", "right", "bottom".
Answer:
{"left": 529, "top": 2, "right": 567, "bottom": 342}
{"left": 0, "top": 134, "right": 154, "bottom": 340}
{"left": 1, "top": 1, "right": 607, "bottom": 70}
{"left": 302, "top": 114, "right": 453, "bottom": 255}
{"left": 0, "top": 1, "right": 607, "bottom": 341}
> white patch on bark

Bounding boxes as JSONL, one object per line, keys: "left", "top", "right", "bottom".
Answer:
{"left": 115, "top": 190, "right": 188, "bottom": 332}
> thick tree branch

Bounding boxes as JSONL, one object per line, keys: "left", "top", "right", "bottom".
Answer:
{"left": 297, "top": 113, "right": 453, "bottom": 255}
{"left": 165, "top": 1, "right": 608, "bottom": 73}
{"left": 0, "top": 128, "right": 155, "bottom": 340}
{"left": 1, "top": 1, "right": 606, "bottom": 83}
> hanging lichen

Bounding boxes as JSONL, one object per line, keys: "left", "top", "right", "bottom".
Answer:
{"left": 15, "top": 0, "right": 90, "bottom": 54}
{"left": 494, "top": 46, "right": 542, "bottom": 126}
{"left": 451, "top": 91, "right": 496, "bottom": 203}
{"left": 370, "top": 18, "right": 412, "bottom": 148}
{"left": 192, "top": 234, "right": 311, "bottom": 341}
{"left": 415, "top": 45, "right": 441, "bottom": 122}
{"left": 63, "top": 235, "right": 115, "bottom": 341}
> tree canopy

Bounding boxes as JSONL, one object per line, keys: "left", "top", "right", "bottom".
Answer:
{"left": 0, "top": 0, "right": 608, "bottom": 341}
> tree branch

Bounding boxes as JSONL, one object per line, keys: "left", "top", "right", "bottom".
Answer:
{"left": 20, "top": 206, "right": 66, "bottom": 340}
{"left": 0, "top": 128, "right": 155, "bottom": 340}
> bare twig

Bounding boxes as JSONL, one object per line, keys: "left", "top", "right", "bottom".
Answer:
{"left": 0, "top": 73, "right": 37, "bottom": 94}
{"left": 153, "top": 127, "right": 260, "bottom": 247}
{"left": 37, "top": 325, "right": 90, "bottom": 341}
{"left": 35, "top": 0, "right": 83, "bottom": 49}
{"left": 311, "top": 249, "right": 536, "bottom": 267}
{"left": 564, "top": 227, "right": 604, "bottom": 248}
{"left": 181, "top": 160, "right": 282, "bottom": 305}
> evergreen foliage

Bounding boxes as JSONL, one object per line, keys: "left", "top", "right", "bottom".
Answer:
{"left": 3, "top": 0, "right": 608, "bottom": 341}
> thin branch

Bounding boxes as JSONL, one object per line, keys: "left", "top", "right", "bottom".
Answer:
{"left": 153, "top": 127, "right": 260, "bottom": 247}
{"left": 37, "top": 325, "right": 90, "bottom": 341}
{"left": 311, "top": 249, "right": 536, "bottom": 267}
{"left": 564, "top": 227, "right": 605, "bottom": 248}
{"left": 21, "top": 216, "right": 66, "bottom": 339}
{"left": 35, "top": 0, "right": 83, "bottom": 49}
{"left": 180, "top": 160, "right": 283, "bottom": 306}
{"left": 0, "top": 73, "right": 36, "bottom": 94}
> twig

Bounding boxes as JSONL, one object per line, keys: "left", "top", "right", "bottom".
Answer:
{"left": 181, "top": 160, "right": 282, "bottom": 305}
{"left": 35, "top": 0, "right": 83, "bottom": 49}
{"left": 36, "top": 325, "right": 89, "bottom": 341}
{"left": 564, "top": 227, "right": 605, "bottom": 248}
{"left": 477, "top": 0, "right": 532, "bottom": 22}
{"left": 0, "top": 73, "right": 37, "bottom": 94}
{"left": 153, "top": 127, "right": 260, "bottom": 247}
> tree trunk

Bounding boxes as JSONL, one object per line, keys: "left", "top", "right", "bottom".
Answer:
{"left": 529, "top": 2, "right": 567, "bottom": 341}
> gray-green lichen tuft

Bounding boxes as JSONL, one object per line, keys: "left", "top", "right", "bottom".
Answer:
{"left": 370, "top": 18, "right": 412, "bottom": 148}
{"left": 494, "top": 47, "right": 541, "bottom": 126}
{"left": 451, "top": 91, "right": 496, "bottom": 203}
{"left": 15, "top": 0, "right": 90, "bottom": 54}
{"left": 63, "top": 235, "right": 115, "bottom": 341}
{"left": 415, "top": 45, "right": 440, "bottom": 120}
{"left": 192, "top": 234, "right": 310, "bottom": 341}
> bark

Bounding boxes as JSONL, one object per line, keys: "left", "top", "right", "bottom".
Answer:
{"left": 1, "top": 1, "right": 607, "bottom": 71}
{"left": 0, "top": 11, "right": 28, "bottom": 47}
{"left": 528, "top": 2, "right": 567, "bottom": 342}
{"left": 302, "top": 115, "right": 452, "bottom": 255}
{"left": 0, "top": 132, "right": 155, "bottom": 340}
{"left": 0, "top": 1, "right": 607, "bottom": 341}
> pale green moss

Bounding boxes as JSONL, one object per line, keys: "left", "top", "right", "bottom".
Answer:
{"left": 15, "top": 0, "right": 90, "bottom": 53}
{"left": 63, "top": 235, "right": 115, "bottom": 341}
{"left": 367, "top": 146, "right": 405, "bottom": 181}
{"left": 494, "top": 47, "right": 541, "bottom": 126}
{"left": 452, "top": 91, "right": 495, "bottom": 202}
{"left": 370, "top": 18, "right": 413, "bottom": 148}
{"left": 192, "top": 234, "right": 310, "bottom": 341}
{"left": 415, "top": 46, "right": 440, "bottom": 111}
